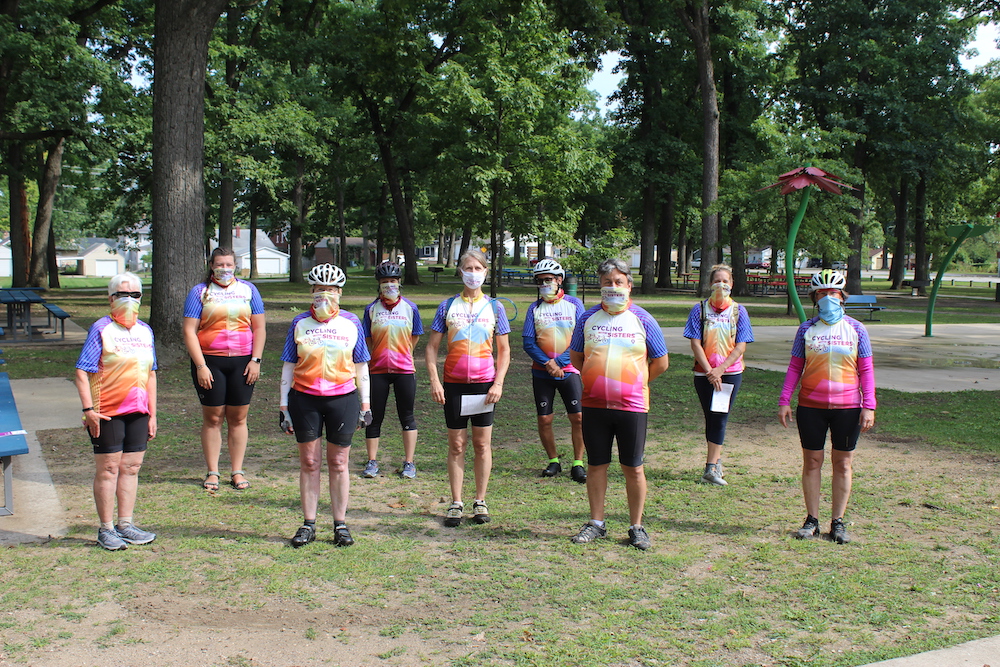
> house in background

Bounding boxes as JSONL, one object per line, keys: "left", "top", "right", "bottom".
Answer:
{"left": 226, "top": 228, "right": 289, "bottom": 276}
{"left": 0, "top": 242, "right": 11, "bottom": 278}
{"left": 57, "top": 239, "right": 125, "bottom": 276}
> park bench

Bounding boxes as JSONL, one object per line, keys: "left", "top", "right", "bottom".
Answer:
{"left": 43, "top": 302, "right": 71, "bottom": 340}
{"left": 844, "top": 294, "right": 886, "bottom": 321}
{"left": 0, "top": 372, "right": 29, "bottom": 516}
{"left": 902, "top": 279, "right": 931, "bottom": 296}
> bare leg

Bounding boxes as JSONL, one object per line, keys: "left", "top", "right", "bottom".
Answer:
{"left": 471, "top": 425, "right": 493, "bottom": 500}
{"left": 201, "top": 405, "right": 226, "bottom": 475}
{"left": 115, "top": 451, "right": 146, "bottom": 520}
{"left": 537, "top": 414, "right": 557, "bottom": 459}
{"left": 706, "top": 441, "right": 723, "bottom": 465}
{"left": 365, "top": 437, "right": 379, "bottom": 461}
{"left": 801, "top": 449, "right": 825, "bottom": 519}
{"left": 94, "top": 452, "right": 123, "bottom": 524}
{"left": 225, "top": 404, "right": 250, "bottom": 486}
{"left": 447, "top": 428, "right": 467, "bottom": 503}
{"left": 830, "top": 450, "right": 854, "bottom": 519}
{"left": 586, "top": 463, "right": 609, "bottom": 521}
{"left": 327, "top": 444, "right": 351, "bottom": 522}
{"left": 568, "top": 412, "right": 585, "bottom": 462}
{"left": 622, "top": 464, "right": 647, "bottom": 526}
{"left": 402, "top": 429, "right": 417, "bottom": 462}
{"left": 298, "top": 439, "right": 323, "bottom": 521}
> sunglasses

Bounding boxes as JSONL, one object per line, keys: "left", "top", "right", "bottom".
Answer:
{"left": 535, "top": 278, "right": 556, "bottom": 285}
{"left": 112, "top": 291, "right": 142, "bottom": 299}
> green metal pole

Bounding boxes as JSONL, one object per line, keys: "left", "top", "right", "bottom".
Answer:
{"left": 785, "top": 188, "right": 812, "bottom": 323}
{"left": 924, "top": 225, "right": 973, "bottom": 338}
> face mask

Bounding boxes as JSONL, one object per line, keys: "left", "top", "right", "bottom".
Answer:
{"left": 708, "top": 282, "right": 732, "bottom": 310}
{"left": 538, "top": 282, "right": 561, "bottom": 302}
{"left": 817, "top": 294, "right": 844, "bottom": 325}
{"left": 379, "top": 282, "right": 400, "bottom": 302}
{"left": 601, "top": 286, "right": 630, "bottom": 314}
{"left": 213, "top": 267, "right": 235, "bottom": 286}
{"left": 462, "top": 270, "right": 486, "bottom": 290}
{"left": 110, "top": 297, "right": 140, "bottom": 328}
{"left": 311, "top": 290, "right": 341, "bottom": 322}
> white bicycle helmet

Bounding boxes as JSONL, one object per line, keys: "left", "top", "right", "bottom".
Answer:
{"left": 308, "top": 263, "right": 347, "bottom": 287}
{"left": 532, "top": 258, "right": 565, "bottom": 278}
{"left": 809, "top": 268, "right": 847, "bottom": 293}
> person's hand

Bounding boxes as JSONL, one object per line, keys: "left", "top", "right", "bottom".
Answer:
{"left": 430, "top": 380, "right": 445, "bottom": 405}
{"left": 859, "top": 408, "right": 875, "bottom": 432}
{"left": 545, "top": 359, "right": 565, "bottom": 379}
{"left": 485, "top": 382, "right": 503, "bottom": 404}
{"left": 196, "top": 364, "right": 214, "bottom": 389}
{"left": 83, "top": 410, "right": 111, "bottom": 438}
{"left": 705, "top": 366, "right": 724, "bottom": 390}
{"left": 357, "top": 410, "right": 373, "bottom": 430}
{"left": 147, "top": 415, "right": 157, "bottom": 440}
{"left": 279, "top": 408, "right": 294, "bottom": 434}
{"left": 778, "top": 405, "right": 793, "bottom": 428}
{"left": 243, "top": 360, "right": 260, "bottom": 385}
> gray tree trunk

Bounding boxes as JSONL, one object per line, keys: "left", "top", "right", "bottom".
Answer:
{"left": 29, "top": 136, "right": 64, "bottom": 288}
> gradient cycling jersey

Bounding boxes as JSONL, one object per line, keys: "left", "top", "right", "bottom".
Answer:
{"left": 779, "top": 316, "right": 876, "bottom": 410}
{"left": 569, "top": 303, "right": 668, "bottom": 413}
{"left": 281, "top": 310, "right": 371, "bottom": 397}
{"left": 183, "top": 280, "right": 264, "bottom": 357}
{"left": 76, "top": 316, "right": 157, "bottom": 417}
{"left": 431, "top": 295, "right": 511, "bottom": 384}
{"left": 363, "top": 297, "right": 424, "bottom": 375}
{"left": 522, "top": 295, "right": 584, "bottom": 379}
{"left": 682, "top": 301, "right": 754, "bottom": 375}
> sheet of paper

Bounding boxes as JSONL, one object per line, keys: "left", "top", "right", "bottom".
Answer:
{"left": 710, "top": 383, "right": 734, "bottom": 413}
{"left": 460, "top": 394, "right": 495, "bottom": 417}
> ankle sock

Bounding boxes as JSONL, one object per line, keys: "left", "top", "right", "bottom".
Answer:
{"left": 100, "top": 521, "right": 114, "bottom": 531}
{"left": 548, "top": 457, "right": 559, "bottom": 463}
{"left": 573, "top": 460, "right": 584, "bottom": 467}
{"left": 117, "top": 517, "right": 132, "bottom": 527}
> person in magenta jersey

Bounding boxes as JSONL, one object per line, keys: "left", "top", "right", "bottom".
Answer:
{"left": 75, "top": 273, "right": 158, "bottom": 551}
{"left": 778, "top": 269, "right": 876, "bottom": 544}
{"left": 425, "top": 248, "right": 511, "bottom": 528}
{"left": 568, "top": 258, "right": 669, "bottom": 551}
{"left": 361, "top": 261, "right": 424, "bottom": 479}
{"left": 682, "top": 263, "right": 754, "bottom": 486}
{"left": 279, "top": 264, "right": 372, "bottom": 548}
{"left": 521, "top": 258, "right": 586, "bottom": 482}
{"left": 183, "top": 247, "right": 266, "bottom": 492}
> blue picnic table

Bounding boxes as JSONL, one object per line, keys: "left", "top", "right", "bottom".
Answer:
{"left": 0, "top": 288, "right": 45, "bottom": 341}
{"left": 0, "top": 372, "right": 29, "bottom": 516}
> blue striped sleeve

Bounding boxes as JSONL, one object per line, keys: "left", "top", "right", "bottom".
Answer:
{"left": 407, "top": 299, "right": 424, "bottom": 335}
{"left": 76, "top": 318, "right": 110, "bottom": 373}
{"left": 735, "top": 304, "right": 754, "bottom": 343}
{"left": 682, "top": 303, "right": 702, "bottom": 339}
{"left": 247, "top": 282, "right": 265, "bottom": 315}
{"left": 431, "top": 299, "right": 450, "bottom": 334}
{"left": 182, "top": 284, "right": 207, "bottom": 319}
{"left": 344, "top": 312, "right": 372, "bottom": 363}
{"left": 635, "top": 306, "right": 667, "bottom": 358}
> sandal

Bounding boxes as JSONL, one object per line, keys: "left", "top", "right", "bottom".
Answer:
{"left": 230, "top": 470, "right": 250, "bottom": 490}
{"left": 203, "top": 471, "right": 220, "bottom": 491}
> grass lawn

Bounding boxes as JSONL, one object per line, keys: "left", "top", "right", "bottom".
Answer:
{"left": 1, "top": 269, "right": 998, "bottom": 666}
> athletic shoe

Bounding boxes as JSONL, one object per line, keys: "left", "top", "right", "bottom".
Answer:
{"left": 290, "top": 524, "right": 316, "bottom": 548}
{"left": 115, "top": 523, "right": 156, "bottom": 545}
{"left": 444, "top": 502, "right": 464, "bottom": 527}
{"left": 472, "top": 501, "right": 490, "bottom": 524}
{"left": 570, "top": 521, "right": 607, "bottom": 544}
{"left": 794, "top": 516, "right": 820, "bottom": 540}
{"left": 363, "top": 460, "right": 380, "bottom": 478}
{"left": 570, "top": 465, "right": 587, "bottom": 484}
{"left": 700, "top": 463, "right": 728, "bottom": 486}
{"left": 97, "top": 527, "right": 127, "bottom": 551}
{"left": 400, "top": 462, "right": 417, "bottom": 479}
{"left": 830, "top": 518, "right": 851, "bottom": 544}
{"left": 628, "top": 526, "right": 652, "bottom": 551}
{"left": 333, "top": 525, "right": 354, "bottom": 547}
{"left": 542, "top": 461, "right": 562, "bottom": 477}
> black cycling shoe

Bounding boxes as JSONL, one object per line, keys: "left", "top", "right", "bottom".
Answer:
{"left": 333, "top": 525, "right": 354, "bottom": 547}
{"left": 542, "top": 461, "right": 562, "bottom": 477}
{"left": 570, "top": 465, "right": 587, "bottom": 484}
{"left": 794, "top": 516, "right": 820, "bottom": 540}
{"left": 830, "top": 518, "right": 851, "bottom": 544}
{"left": 290, "top": 524, "right": 316, "bottom": 548}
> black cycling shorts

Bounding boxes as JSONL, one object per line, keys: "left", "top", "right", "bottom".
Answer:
{"left": 192, "top": 355, "right": 256, "bottom": 407}
{"left": 581, "top": 407, "right": 648, "bottom": 467}
{"left": 443, "top": 382, "right": 495, "bottom": 430}
{"left": 288, "top": 389, "right": 359, "bottom": 446}
{"left": 366, "top": 373, "right": 418, "bottom": 439}
{"left": 796, "top": 405, "right": 862, "bottom": 452}
{"left": 90, "top": 412, "right": 150, "bottom": 454}
{"left": 692, "top": 373, "right": 743, "bottom": 446}
{"left": 532, "top": 373, "right": 583, "bottom": 417}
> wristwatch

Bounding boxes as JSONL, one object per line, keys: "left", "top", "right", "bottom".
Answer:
{"left": 251, "top": 357, "right": 262, "bottom": 364}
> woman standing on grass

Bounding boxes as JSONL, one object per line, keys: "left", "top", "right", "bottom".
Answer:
{"left": 183, "top": 247, "right": 266, "bottom": 492}
{"left": 778, "top": 269, "right": 876, "bottom": 544}
{"left": 75, "top": 272, "right": 158, "bottom": 551}
{"left": 279, "top": 264, "right": 372, "bottom": 548}
{"left": 425, "top": 249, "right": 511, "bottom": 527}
{"left": 361, "top": 260, "right": 424, "bottom": 479}
{"left": 683, "top": 263, "right": 754, "bottom": 486}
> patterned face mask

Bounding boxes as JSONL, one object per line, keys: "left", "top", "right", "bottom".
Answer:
{"left": 538, "top": 281, "right": 561, "bottom": 302}
{"left": 462, "top": 270, "right": 486, "bottom": 290}
{"left": 311, "top": 290, "right": 341, "bottom": 322}
{"left": 379, "top": 282, "right": 401, "bottom": 302}
{"left": 110, "top": 296, "right": 140, "bottom": 328}
{"left": 213, "top": 267, "right": 235, "bottom": 286}
{"left": 708, "top": 282, "right": 732, "bottom": 310}
{"left": 600, "top": 286, "right": 630, "bottom": 314}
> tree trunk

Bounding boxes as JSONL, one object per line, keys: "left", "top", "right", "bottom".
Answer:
{"left": 151, "top": 0, "right": 228, "bottom": 349}
{"left": 446, "top": 230, "right": 456, "bottom": 268}
{"left": 678, "top": 0, "right": 720, "bottom": 297}
{"left": 846, "top": 141, "right": 867, "bottom": 295}
{"left": 639, "top": 181, "right": 656, "bottom": 294}
{"left": 47, "top": 221, "right": 60, "bottom": 289}
{"left": 249, "top": 194, "right": 259, "bottom": 279}
{"left": 656, "top": 194, "right": 674, "bottom": 288}
{"left": 376, "top": 183, "right": 387, "bottom": 264}
{"left": 728, "top": 213, "right": 748, "bottom": 297}
{"left": 29, "top": 136, "right": 64, "bottom": 288}
{"left": 218, "top": 164, "right": 234, "bottom": 250}
{"left": 513, "top": 234, "right": 522, "bottom": 266}
{"left": 288, "top": 155, "right": 306, "bottom": 282}
{"left": 676, "top": 215, "right": 688, "bottom": 276}
{"left": 489, "top": 177, "right": 501, "bottom": 298}
{"left": 361, "top": 205, "right": 372, "bottom": 270}
{"left": 7, "top": 142, "right": 30, "bottom": 287}
{"left": 888, "top": 174, "right": 909, "bottom": 289}
{"left": 913, "top": 173, "right": 928, "bottom": 295}
{"left": 457, "top": 222, "right": 472, "bottom": 276}
{"left": 337, "top": 174, "right": 347, "bottom": 269}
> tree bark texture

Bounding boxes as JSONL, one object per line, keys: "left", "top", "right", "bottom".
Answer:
{"left": 337, "top": 174, "right": 347, "bottom": 269}
{"left": 151, "top": 0, "right": 228, "bottom": 348}
{"left": 218, "top": 166, "right": 234, "bottom": 250}
{"left": 913, "top": 174, "right": 928, "bottom": 294}
{"left": 639, "top": 181, "right": 657, "bottom": 294}
{"left": 7, "top": 141, "right": 30, "bottom": 287}
{"left": 289, "top": 155, "right": 306, "bottom": 282}
{"left": 656, "top": 194, "right": 674, "bottom": 288}
{"left": 29, "top": 136, "right": 65, "bottom": 288}
{"left": 249, "top": 195, "right": 259, "bottom": 279}
{"left": 888, "top": 175, "right": 909, "bottom": 289}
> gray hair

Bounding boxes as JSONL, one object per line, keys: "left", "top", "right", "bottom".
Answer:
{"left": 458, "top": 248, "right": 489, "bottom": 272}
{"left": 107, "top": 272, "right": 143, "bottom": 295}
{"left": 596, "top": 257, "right": 632, "bottom": 285}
